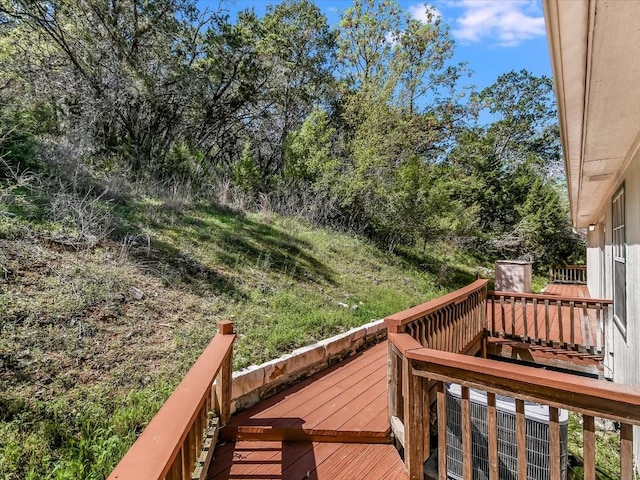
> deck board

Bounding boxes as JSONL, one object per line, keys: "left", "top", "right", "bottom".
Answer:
{"left": 210, "top": 342, "right": 403, "bottom": 478}
{"left": 488, "top": 283, "right": 605, "bottom": 374}
{"left": 221, "top": 342, "right": 390, "bottom": 443}
{"left": 208, "top": 441, "right": 408, "bottom": 480}
{"left": 491, "top": 284, "right": 601, "bottom": 350}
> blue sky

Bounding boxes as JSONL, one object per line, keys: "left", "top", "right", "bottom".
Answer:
{"left": 203, "top": 0, "right": 551, "bottom": 93}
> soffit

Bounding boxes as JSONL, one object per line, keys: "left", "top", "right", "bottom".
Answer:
{"left": 544, "top": 0, "right": 640, "bottom": 227}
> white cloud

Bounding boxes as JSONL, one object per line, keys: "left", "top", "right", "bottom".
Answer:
{"left": 449, "top": 0, "right": 545, "bottom": 47}
{"left": 408, "top": 4, "right": 442, "bottom": 23}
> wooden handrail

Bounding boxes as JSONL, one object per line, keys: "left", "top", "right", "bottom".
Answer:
{"left": 108, "top": 321, "right": 235, "bottom": 480}
{"left": 487, "top": 291, "right": 611, "bottom": 353}
{"left": 549, "top": 265, "right": 587, "bottom": 284}
{"left": 385, "top": 279, "right": 487, "bottom": 358}
{"left": 386, "top": 279, "right": 488, "bottom": 331}
{"left": 404, "top": 342, "right": 640, "bottom": 424}
{"left": 490, "top": 290, "right": 612, "bottom": 305}
{"left": 390, "top": 331, "right": 640, "bottom": 480}
{"left": 385, "top": 281, "right": 489, "bottom": 479}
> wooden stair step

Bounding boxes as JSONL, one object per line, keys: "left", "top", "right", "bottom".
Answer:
{"left": 221, "top": 424, "right": 391, "bottom": 444}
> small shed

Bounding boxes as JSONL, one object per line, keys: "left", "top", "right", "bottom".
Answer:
{"left": 495, "top": 260, "right": 532, "bottom": 293}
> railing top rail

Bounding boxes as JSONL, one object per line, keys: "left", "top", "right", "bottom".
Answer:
{"left": 401, "top": 342, "right": 640, "bottom": 425}
{"left": 552, "top": 264, "right": 587, "bottom": 269}
{"left": 108, "top": 321, "right": 235, "bottom": 480}
{"left": 488, "top": 290, "right": 612, "bottom": 305}
{"left": 385, "top": 279, "right": 488, "bottom": 330}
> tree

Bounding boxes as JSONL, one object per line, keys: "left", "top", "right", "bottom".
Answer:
{"left": 0, "top": 0, "right": 237, "bottom": 175}
{"left": 243, "top": 0, "right": 336, "bottom": 183}
{"left": 329, "top": 0, "right": 470, "bottom": 247}
{"left": 451, "top": 70, "right": 583, "bottom": 266}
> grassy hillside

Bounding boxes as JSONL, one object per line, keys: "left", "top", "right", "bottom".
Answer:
{"left": 0, "top": 192, "right": 480, "bottom": 479}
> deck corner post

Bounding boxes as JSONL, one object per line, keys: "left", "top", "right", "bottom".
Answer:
{"left": 218, "top": 320, "right": 234, "bottom": 335}
{"left": 215, "top": 321, "right": 234, "bottom": 425}
{"left": 404, "top": 357, "right": 425, "bottom": 480}
{"left": 388, "top": 340, "right": 401, "bottom": 420}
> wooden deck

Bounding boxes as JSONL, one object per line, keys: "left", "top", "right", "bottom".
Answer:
{"left": 208, "top": 441, "right": 408, "bottom": 479}
{"left": 490, "top": 284, "right": 601, "bottom": 349}
{"left": 544, "top": 283, "right": 590, "bottom": 297}
{"left": 487, "top": 283, "right": 605, "bottom": 375}
{"left": 209, "top": 342, "right": 407, "bottom": 479}
{"left": 206, "top": 284, "right": 605, "bottom": 479}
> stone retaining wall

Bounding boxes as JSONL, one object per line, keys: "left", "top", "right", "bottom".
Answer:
{"left": 230, "top": 319, "right": 387, "bottom": 414}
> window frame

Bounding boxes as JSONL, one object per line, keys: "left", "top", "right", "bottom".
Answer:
{"left": 611, "top": 183, "right": 627, "bottom": 336}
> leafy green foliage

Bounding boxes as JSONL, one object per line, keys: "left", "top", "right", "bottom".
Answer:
{"left": 0, "top": 3, "right": 587, "bottom": 477}
{"left": 1, "top": 195, "right": 475, "bottom": 479}
{"left": 451, "top": 70, "right": 583, "bottom": 267}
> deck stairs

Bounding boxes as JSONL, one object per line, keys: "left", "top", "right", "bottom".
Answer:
{"left": 208, "top": 342, "right": 408, "bottom": 479}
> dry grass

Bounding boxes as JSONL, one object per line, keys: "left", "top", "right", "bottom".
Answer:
{"left": 0, "top": 194, "right": 484, "bottom": 479}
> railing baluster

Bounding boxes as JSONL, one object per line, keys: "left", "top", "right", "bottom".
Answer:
{"left": 434, "top": 310, "right": 440, "bottom": 347}
{"left": 195, "top": 407, "right": 202, "bottom": 456}
{"left": 583, "top": 415, "right": 596, "bottom": 480}
{"left": 462, "top": 299, "right": 468, "bottom": 349}
{"left": 461, "top": 386, "right": 472, "bottom": 480}
{"left": 582, "top": 301, "right": 590, "bottom": 353}
{"left": 500, "top": 295, "right": 506, "bottom": 337}
{"left": 515, "top": 399, "right": 527, "bottom": 480}
{"left": 569, "top": 300, "right": 575, "bottom": 347}
{"left": 437, "top": 382, "right": 448, "bottom": 480}
{"left": 181, "top": 441, "right": 190, "bottom": 480}
{"left": 533, "top": 298, "right": 539, "bottom": 342}
{"left": 522, "top": 297, "right": 528, "bottom": 341}
{"left": 621, "top": 423, "right": 634, "bottom": 480}
{"left": 511, "top": 296, "right": 516, "bottom": 337}
{"left": 549, "top": 407, "right": 561, "bottom": 480}
{"left": 451, "top": 304, "right": 457, "bottom": 352}
{"left": 557, "top": 300, "right": 564, "bottom": 346}
{"left": 446, "top": 305, "right": 453, "bottom": 352}
{"left": 491, "top": 296, "right": 496, "bottom": 334}
{"left": 487, "top": 392, "right": 499, "bottom": 480}
{"left": 545, "top": 298, "right": 550, "bottom": 344}
{"left": 168, "top": 451, "right": 182, "bottom": 480}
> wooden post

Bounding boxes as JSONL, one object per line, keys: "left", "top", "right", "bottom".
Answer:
{"left": 437, "top": 382, "right": 447, "bottom": 480}
{"left": 515, "top": 399, "right": 527, "bottom": 480}
{"left": 620, "top": 423, "right": 634, "bottom": 480}
{"left": 550, "top": 407, "right": 561, "bottom": 480}
{"left": 583, "top": 415, "right": 595, "bottom": 480}
{"left": 404, "top": 357, "right": 425, "bottom": 480}
{"left": 388, "top": 341, "right": 402, "bottom": 421}
{"left": 461, "top": 387, "right": 472, "bottom": 480}
{"left": 215, "top": 321, "right": 233, "bottom": 425}
{"left": 487, "top": 392, "right": 498, "bottom": 480}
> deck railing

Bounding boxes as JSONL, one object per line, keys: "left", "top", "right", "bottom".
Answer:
{"left": 385, "top": 279, "right": 488, "bottom": 354}
{"left": 487, "top": 291, "right": 611, "bottom": 354}
{"left": 385, "top": 280, "right": 489, "bottom": 476}
{"left": 108, "top": 321, "right": 235, "bottom": 480}
{"left": 390, "top": 338, "right": 640, "bottom": 480}
{"left": 549, "top": 264, "right": 587, "bottom": 284}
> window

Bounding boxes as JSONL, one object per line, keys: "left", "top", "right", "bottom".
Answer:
{"left": 612, "top": 185, "right": 626, "bottom": 331}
